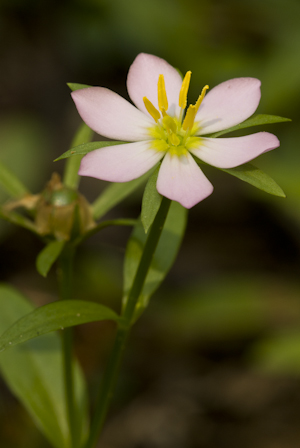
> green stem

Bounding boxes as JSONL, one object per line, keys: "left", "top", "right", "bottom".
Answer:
{"left": 85, "top": 196, "right": 171, "bottom": 448}
{"left": 0, "top": 208, "right": 39, "bottom": 235}
{"left": 58, "top": 245, "right": 78, "bottom": 448}
{"left": 63, "top": 123, "right": 93, "bottom": 190}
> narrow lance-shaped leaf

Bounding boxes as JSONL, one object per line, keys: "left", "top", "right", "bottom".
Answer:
{"left": 123, "top": 201, "right": 187, "bottom": 320}
{"left": 219, "top": 162, "right": 286, "bottom": 197}
{"left": 0, "top": 159, "right": 30, "bottom": 198}
{"left": 141, "top": 165, "right": 162, "bottom": 233}
{"left": 0, "top": 285, "right": 88, "bottom": 448}
{"left": 195, "top": 158, "right": 285, "bottom": 198}
{"left": 63, "top": 123, "right": 94, "bottom": 189}
{"left": 208, "top": 114, "right": 291, "bottom": 138}
{"left": 0, "top": 299, "right": 120, "bottom": 353}
{"left": 55, "top": 141, "right": 127, "bottom": 161}
{"left": 36, "top": 240, "right": 66, "bottom": 277}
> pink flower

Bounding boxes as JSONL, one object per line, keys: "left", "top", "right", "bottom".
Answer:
{"left": 72, "top": 53, "right": 279, "bottom": 208}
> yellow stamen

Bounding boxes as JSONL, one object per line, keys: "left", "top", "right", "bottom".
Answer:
{"left": 179, "top": 71, "right": 192, "bottom": 109}
{"left": 158, "top": 74, "right": 168, "bottom": 112}
{"left": 194, "top": 85, "right": 209, "bottom": 112}
{"left": 143, "top": 97, "right": 161, "bottom": 122}
{"left": 162, "top": 115, "right": 177, "bottom": 134}
{"left": 182, "top": 104, "right": 197, "bottom": 131}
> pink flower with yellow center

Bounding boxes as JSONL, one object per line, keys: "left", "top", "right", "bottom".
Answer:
{"left": 72, "top": 53, "right": 279, "bottom": 208}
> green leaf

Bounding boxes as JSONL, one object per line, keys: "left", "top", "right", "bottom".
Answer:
{"left": 63, "top": 123, "right": 94, "bottom": 189}
{"left": 36, "top": 240, "right": 66, "bottom": 277}
{"left": 92, "top": 168, "right": 155, "bottom": 220}
{"left": 141, "top": 165, "right": 162, "bottom": 233}
{"left": 0, "top": 299, "right": 120, "bottom": 352}
{"left": 67, "top": 83, "right": 92, "bottom": 91}
{"left": 123, "top": 201, "right": 187, "bottom": 318}
{"left": 0, "top": 159, "right": 30, "bottom": 198}
{"left": 209, "top": 114, "right": 291, "bottom": 138}
{"left": 55, "top": 141, "right": 127, "bottom": 161}
{"left": 0, "top": 285, "right": 88, "bottom": 448}
{"left": 219, "top": 162, "right": 286, "bottom": 197}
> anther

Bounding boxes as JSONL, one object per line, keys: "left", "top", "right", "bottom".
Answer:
{"left": 143, "top": 97, "right": 161, "bottom": 122}
{"left": 179, "top": 71, "right": 192, "bottom": 109}
{"left": 182, "top": 104, "right": 197, "bottom": 131}
{"left": 195, "top": 85, "right": 209, "bottom": 112}
{"left": 158, "top": 75, "right": 168, "bottom": 112}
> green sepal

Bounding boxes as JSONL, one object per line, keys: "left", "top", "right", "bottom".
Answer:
{"left": 0, "top": 159, "right": 30, "bottom": 198}
{"left": 0, "top": 285, "right": 88, "bottom": 448}
{"left": 67, "top": 83, "right": 92, "bottom": 91}
{"left": 141, "top": 165, "right": 162, "bottom": 233}
{"left": 209, "top": 114, "right": 291, "bottom": 138}
{"left": 36, "top": 240, "right": 66, "bottom": 277}
{"left": 123, "top": 201, "right": 187, "bottom": 320}
{"left": 55, "top": 141, "right": 127, "bottom": 161}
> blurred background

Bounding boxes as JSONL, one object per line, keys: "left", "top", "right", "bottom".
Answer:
{"left": 1, "top": 0, "right": 300, "bottom": 447}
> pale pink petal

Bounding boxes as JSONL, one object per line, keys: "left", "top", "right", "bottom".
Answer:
{"left": 189, "top": 132, "right": 280, "bottom": 169}
{"left": 72, "top": 87, "right": 153, "bottom": 141}
{"left": 127, "top": 53, "right": 183, "bottom": 118}
{"left": 79, "top": 141, "right": 164, "bottom": 182}
{"left": 157, "top": 152, "right": 213, "bottom": 208}
{"left": 195, "top": 78, "right": 261, "bottom": 134}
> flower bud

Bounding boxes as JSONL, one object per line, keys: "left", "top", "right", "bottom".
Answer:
{"left": 34, "top": 173, "right": 95, "bottom": 240}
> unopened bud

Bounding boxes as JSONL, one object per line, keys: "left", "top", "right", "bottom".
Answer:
{"left": 35, "top": 173, "right": 95, "bottom": 240}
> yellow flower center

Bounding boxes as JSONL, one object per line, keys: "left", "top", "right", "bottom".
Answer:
{"left": 143, "top": 72, "right": 209, "bottom": 157}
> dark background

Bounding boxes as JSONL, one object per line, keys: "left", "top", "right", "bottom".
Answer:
{"left": 1, "top": 0, "right": 300, "bottom": 447}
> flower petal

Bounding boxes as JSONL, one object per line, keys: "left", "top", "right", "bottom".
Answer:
{"left": 72, "top": 87, "right": 153, "bottom": 141}
{"left": 156, "top": 152, "right": 213, "bottom": 208}
{"left": 127, "top": 53, "right": 183, "bottom": 118}
{"left": 79, "top": 141, "right": 164, "bottom": 182}
{"left": 195, "top": 78, "right": 261, "bottom": 134}
{"left": 189, "top": 132, "right": 280, "bottom": 169}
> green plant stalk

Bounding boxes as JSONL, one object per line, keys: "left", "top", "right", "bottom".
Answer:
{"left": 85, "top": 196, "right": 171, "bottom": 448}
{"left": 0, "top": 159, "right": 30, "bottom": 198}
{"left": 57, "top": 245, "right": 78, "bottom": 448}
{"left": 63, "top": 123, "right": 93, "bottom": 190}
{"left": 0, "top": 208, "right": 39, "bottom": 234}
